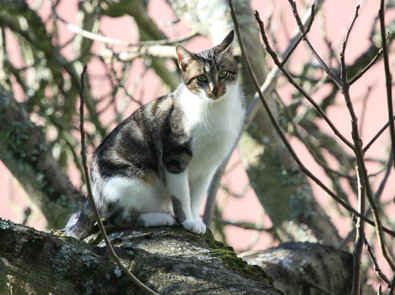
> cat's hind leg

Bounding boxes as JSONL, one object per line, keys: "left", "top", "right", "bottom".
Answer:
{"left": 137, "top": 212, "right": 176, "bottom": 227}
{"left": 102, "top": 175, "right": 176, "bottom": 228}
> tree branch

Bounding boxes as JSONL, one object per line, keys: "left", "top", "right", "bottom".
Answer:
{"left": 379, "top": 0, "right": 395, "bottom": 167}
{"left": 0, "top": 86, "right": 83, "bottom": 228}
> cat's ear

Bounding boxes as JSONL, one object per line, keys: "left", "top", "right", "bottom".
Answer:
{"left": 214, "top": 30, "right": 234, "bottom": 55}
{"left": 176, "top": 46, "right": 194, "bottom": 71}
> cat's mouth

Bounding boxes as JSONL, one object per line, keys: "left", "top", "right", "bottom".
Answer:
{"left": 207, "top": 85, "right": 225, "bottom": 100}
{"left": 207, "top": 93, "right": 223, "bottom": 100}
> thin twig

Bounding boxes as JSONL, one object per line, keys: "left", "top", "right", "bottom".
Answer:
{"left": 79, "top": 65, "right": 159, "bottom": 295}
{"left": 349, "top": 48, "right": 383, "bottom": 85}
{"left": 279, "top": 4, "right": 316, "bottom": 68}
{"left": 364, "top": 237, "right": 390, "bottom": 285}
{"left": 230, "top": 0, "right": 395, "bottom": 237}
{"left": 379, "top": 0, "right": 395, "bottom": 167}
{"left": 374, "top": 149, "right": 394, "bottom": 200}
{"left": 363, "top": 116, "right": 395, "bottom": 153}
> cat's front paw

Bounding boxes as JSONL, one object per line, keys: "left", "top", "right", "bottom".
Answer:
{"left": 182, "top": 219, "right": 206, "bottom": 234}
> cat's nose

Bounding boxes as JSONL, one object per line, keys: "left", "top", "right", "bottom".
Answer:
{"left": 208, "top": 82, "right": 218, "bottom": 97}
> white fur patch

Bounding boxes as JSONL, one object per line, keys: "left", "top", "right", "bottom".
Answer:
{"left": 101, "top": 176, "right": 172, "bottom": 214}
{"left": 138, "top": 212, "right": 176, "bottom": 227}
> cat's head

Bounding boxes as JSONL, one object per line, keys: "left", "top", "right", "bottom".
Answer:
{"left": 176, "top": 31, "right": 238, "bottom": 101}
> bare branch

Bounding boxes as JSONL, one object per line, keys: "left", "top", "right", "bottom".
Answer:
{"left": 364, "top": 116, "right": 395, "bottom": 153}
{"left": 349, "top": 48, "right": 383, "bottom": 85}
{"left": 374, "top": 150, "right": 394, "bottom": 200}
{"left": 254, "top": 8, "right": 355, "bottom": 151}
{"left": 286, "top": 0, "right": 343, "bottom": 88}
{"left": 364, "top": 237, "right": 391, "bottom": 286}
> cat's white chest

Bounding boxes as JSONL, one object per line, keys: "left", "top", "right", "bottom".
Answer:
{"left": 177, "top": 84, "right": 244, "bottom": 176}
{"left": 190, "top": 120, "right": 235, "bottom": 172}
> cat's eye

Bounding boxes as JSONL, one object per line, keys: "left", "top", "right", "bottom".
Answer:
{"left": 218, "top": 71, "right": 231, "bottom": 80}
{"left": 197, "top": 75, "right": 208, "bottom": 83}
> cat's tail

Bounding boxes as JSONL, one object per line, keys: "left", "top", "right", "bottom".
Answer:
{"left": 64, "top": 201, "right": 96, "bottom": 239}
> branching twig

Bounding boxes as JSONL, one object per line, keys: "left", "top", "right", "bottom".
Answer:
{"left": 79, "top": 65, "right": 158, "bottom": 295}
{"left": 279, "top": 3, "right": 316, "bottom": 68}
{"left": 286, "top": 0, "right": 343, "bottom": 88}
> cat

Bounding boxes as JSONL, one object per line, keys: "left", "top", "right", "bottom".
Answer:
{"left": 65, "top": 30, "right": 245, "bottom": 239}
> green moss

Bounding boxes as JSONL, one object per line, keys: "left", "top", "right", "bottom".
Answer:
{"left": 203, "top": 230, "right": 273, "bottom": 286}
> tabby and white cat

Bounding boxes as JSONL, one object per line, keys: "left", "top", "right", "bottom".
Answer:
{"left": 65, "top": 31, "right": 245, "bottom": 238}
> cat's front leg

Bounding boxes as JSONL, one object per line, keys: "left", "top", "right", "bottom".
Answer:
{"left": 165, "top": 170, "right": 206, "bottom": 234}
{"left": 190, "top": 171, "right": 216, "bottom": 220}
